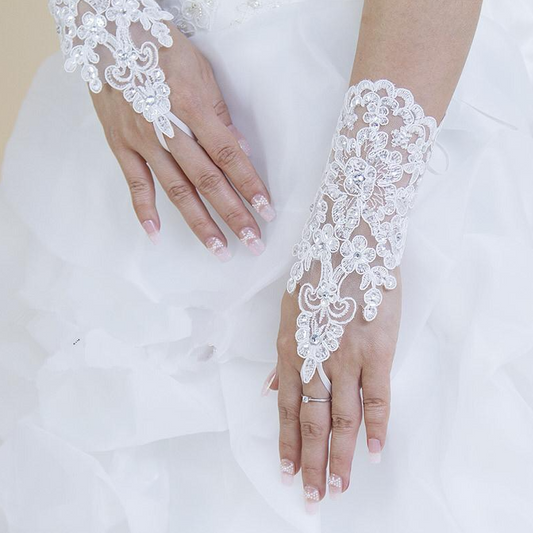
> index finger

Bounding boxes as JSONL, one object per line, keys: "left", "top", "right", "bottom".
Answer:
{"left": 190, "top": 113, "right": 276, "bottom": 223}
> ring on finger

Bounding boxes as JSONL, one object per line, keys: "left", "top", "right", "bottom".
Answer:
{"left": 301, "top": 394, "right": 331, "bottom": 404}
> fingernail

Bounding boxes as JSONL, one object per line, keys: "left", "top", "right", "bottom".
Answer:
{"left": 252, "top": 194, "right": 276, "bottom": 223}
{"left": 303, "top": 485, "right": 320, "bottom": 515}
{"left": 239, "top": 227, "right": 265, "bottom": 256}
{"left": 261, "top": 368, "right": 276, "bottom": 396}
{"left": 228, "top": 124, "right": 252, "bottom": 156}
{"left": 205, "top": 237, "right": 232, "bottom": 263}
{"left": 142, "top": 220, "right": 159, "bottom": 245}
{"left": 280, "top": 459, "right": 295, "bottom": 486}
{"left": 328, "top": 474, "right": 343, "bottom": 500}
{"left": 368, "top": 438, "right": 382, "bottom": 464}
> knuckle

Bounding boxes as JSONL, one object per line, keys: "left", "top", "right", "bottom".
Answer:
{"left": 278, "top": 404, "right": 300, "bottom": 424}
{"left": 329, "top": 451, "right": 349, "bottom": 467}
{"left": 128, "top": 178, "right": 151, "bottom": 197}
{"left": 189, "top": 217, "right": 211, "bottom": 235}
{"left": 106, "top": 126, "right": 126, "bottom": 151}
{"left": 167, "top": 181, "right": 193, "bottom": 204}
{"left": 213, "top": 144, "right": 239, "bottom": 168}
{"left": 331, "top": 413, "right": 358, "bottom": 434}
{"left": 195, "top": 170, "right": 222, "bottom": 195}
{"left": 363, "top": 397, "right": 389, "bottom": 423}
{"left": 300, "top": 420, "right": 326, "bottom": 439}
{"left": 279, "top": 439, "right": 298, "bottom": 454}
{"left": 213, "top": 99, "right": 229, "bottom": 118}
{"left": 238, "top": 174, "right": 257, "bottom": 192}
{"left": 276, "top": 336, "right": 294, "bottom": 358}
{"left": 224, "top": 206, "right": 246, "bottom": 226}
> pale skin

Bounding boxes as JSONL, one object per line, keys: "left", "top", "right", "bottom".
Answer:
{"left": 90, "top": 0, "right": 483, "bottom": 512}
{"left": 90, "top": 25, "right": 273, "bottom": 252}
{"left": 271, "top": 0, "right": 484, "bottom": 512}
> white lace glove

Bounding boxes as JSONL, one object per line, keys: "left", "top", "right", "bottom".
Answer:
{"left": 49, "top": 0, "right": 192, "bottom": 142}
{"left": 287, "top": 79, "right": 439, "bottom": 391}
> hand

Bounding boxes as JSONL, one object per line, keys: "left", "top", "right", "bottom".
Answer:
{"left": 90, "top": 25, "right": 274, "bottom": 258}
{"left": 272, "top": 273, "right": 401, "bottom": 512}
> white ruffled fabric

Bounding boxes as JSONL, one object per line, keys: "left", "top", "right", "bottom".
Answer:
{"left": 1, "top": 0, "right": 533, "bottom": 532}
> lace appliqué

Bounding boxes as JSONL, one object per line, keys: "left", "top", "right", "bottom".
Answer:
{"left": 159, "top": 0, "right": 216, "bottom": 37}
{"left": 232, "top": 0, "right": 299, "bottom": 25}
{"left": 49, "top": 0, "right": 178, "bottom": 138}
{"left": 287, "top": 80, "right": 438, "bottom": 385}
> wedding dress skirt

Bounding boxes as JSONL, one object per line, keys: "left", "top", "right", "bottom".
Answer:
{"left": 1, "top": 1, "right": 533, "bottom": 532}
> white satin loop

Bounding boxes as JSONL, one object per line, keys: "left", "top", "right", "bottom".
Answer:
{"left": 154, "top": 110, "right": 196, "bottom": 151}
{"left": 427, "top": 140, "right": 450, "bottom": 175}
{"left": 317, "top": 363, "right": 332, "bottom": 396}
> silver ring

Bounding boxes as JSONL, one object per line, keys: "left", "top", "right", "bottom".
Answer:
{"left": 301, "top": 394, "right": 331, "bottom": 404}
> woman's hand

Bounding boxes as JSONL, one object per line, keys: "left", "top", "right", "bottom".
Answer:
{"left": 90, "top": 25, "right": 274, "bottom": 258}
{"left": 272, "top": 274, "right": 401, "bottom": 512}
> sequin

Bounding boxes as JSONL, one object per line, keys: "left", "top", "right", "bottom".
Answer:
{"left": 287, "top": 80, "right": 439, "bottom": 385}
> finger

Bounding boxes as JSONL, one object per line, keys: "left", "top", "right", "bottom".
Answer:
{"left": 211, "top": 97, "right": 252, "bottom": 157}
{"left": 328, "top": 367, "right": 362, "bottom": 499}
{"left": 300, "top": 374, "right": 331, "bottom": 514}
{"left": 115, "top": 148, "right": 160, "bottom": 244}
{"left": 361, "top": 361, "right": 392, "bottom": 464}
{"left": 277, "top": 364, "right": 302, "bottom": 487}
{"left": 167, "top": 132, "right": 266, "bottom": 255}
{"left": 144, "top": 146, "right": 232, "bottom": 262}
{"left": 261, "top": 367, "right": 278, "bottom": 396}
{"left": 189, "top": 111, "right": 276, "bottom": 223}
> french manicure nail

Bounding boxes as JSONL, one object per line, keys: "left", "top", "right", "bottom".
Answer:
{"left": 280, "top": 459, "right": 295, "bottom": 486}
{"left": 252, "top": 194, "right": 276, "bottom": 223}
{"left": 239, "top": 227, "right": 265, "bottom": 256}
{"left": 303, "top": 485, "right": 320, "bottom": 515}
{"left": 205, "top": 237, "right": 232, "bottom": 263}
{"left": 228, "top": 125, "right": 252, "bottom": 156}
{"left": 142, "top": 220, "right": 159, "bottom": 245}
{"left": 328, "top": 474, "right": 343, "bottom": 500}
{"left": 368, "top": 438, "right": 382, "bottom": 464}
{"left": 261, "top": 368, "right": 277, "bottom": 396}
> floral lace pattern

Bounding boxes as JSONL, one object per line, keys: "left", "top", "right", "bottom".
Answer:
{"left": 159, "top": 0, "right": 216, "bottom": 36}
{"left": 49, "top": 0, "right": 177, "bottom": 138}
{"left": 232, "top": 0, "right": 300, "bottom": 25}
{"left": 287, "top": 80, "right": 439, "bottom": 385}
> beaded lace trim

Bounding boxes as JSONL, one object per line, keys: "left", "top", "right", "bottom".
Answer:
{"left": 159, "top": 0, "right": 216, "bottom": 37}
{"left": 287, "top": 80, "right": 438, "bottom": 385}
{"left": 49, "top": 0, "right": 177, "bottom": 138}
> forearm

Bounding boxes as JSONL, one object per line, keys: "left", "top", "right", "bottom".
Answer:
{"left": 352, "top": 0, "right": 483, "bottom": 121}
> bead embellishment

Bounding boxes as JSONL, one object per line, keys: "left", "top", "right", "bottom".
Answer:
{"left": 287, "top": 80, "right": 438, "bottom": 386}
{"left": 49, "top": 0, "right": 177, "bottom": 138}
{"left": 304, "top": 485, "right": 320, "bottom": 502}
{"left": 280, "top": 459, "right": 295, "bottom": 475}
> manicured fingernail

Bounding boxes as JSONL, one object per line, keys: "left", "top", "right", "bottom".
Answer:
{"left": 239, "top": 227, "right": 265, "bottom": 256}
{"left": 261, "top": 368, "right": 276, "bottom": 396}
{"left": 228, "top": 125, "right": 252, "bottom": 156}
{"left": 142, "top": 220, "right": 159, "bottom": 245}
{"left": 303, "top": 485, "right": 320, "bottom": 515}
{"left": 205, "top": 237, "right": 232, "bottom": 263}
{"left": 368, "top": 438, "right": 382, "bottom": 464}
{"left": 251, "top": 194, "right": 276, "bottom": 222}
{"left": 280, "top": 459, "right": 295, "bottom": 486}
{"left": 328, "top": 474, "right": 343, "bottom": 500}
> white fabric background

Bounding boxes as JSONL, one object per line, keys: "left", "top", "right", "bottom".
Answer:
{"left": 0, "top": 1, "right": 533, "bottom": 532}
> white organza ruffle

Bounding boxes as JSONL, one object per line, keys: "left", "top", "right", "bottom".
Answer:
{"left": 1, "top": 0, "right": 533, "bottom": 532}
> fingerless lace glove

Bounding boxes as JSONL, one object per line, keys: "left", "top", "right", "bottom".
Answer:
{"left": 287, "top": 80, "right": 439, "bottom": 390}
{"left": 49, "top": 0, "right": 188, "bottom": 140}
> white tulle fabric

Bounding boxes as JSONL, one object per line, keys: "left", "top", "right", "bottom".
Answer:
{"left": 1, "top": 1, "right": 533, "bottom": 532}
{"left": 288, "top": 80, "right": 438, "bottom": 387}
